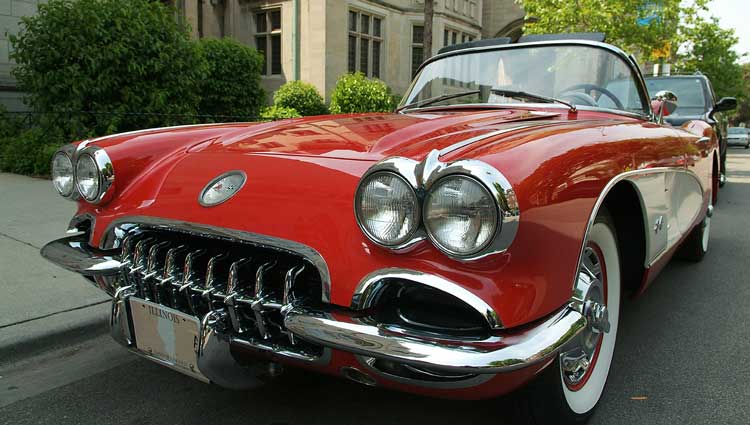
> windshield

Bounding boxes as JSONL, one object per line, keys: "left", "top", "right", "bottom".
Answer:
{"left": 728, "top": 127, "right": 746, "bottom": 135}
{"left": 645, "top": 77, "right": 707, "bottom": 117}
{"left": 402, "top": 44, "right": 648, "bottom": 115}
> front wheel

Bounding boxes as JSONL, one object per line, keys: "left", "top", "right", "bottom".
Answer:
{"left": 519, "top": 211, "right": 621, "bottom": 424}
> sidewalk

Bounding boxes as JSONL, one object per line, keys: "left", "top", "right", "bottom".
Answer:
{"left": 0, "top": 173, "right": 110, "bottom": 363}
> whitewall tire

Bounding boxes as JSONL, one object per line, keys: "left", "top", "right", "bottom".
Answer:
{"left": 519, "top": 210, "right": 620, "bottom": 424}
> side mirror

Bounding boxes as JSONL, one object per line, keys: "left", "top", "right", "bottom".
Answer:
{"left": 714, "top": 97, "right": 737, "bottom": 113}
{"left": 651, "top": 90, "right": 678, "bottom": 123}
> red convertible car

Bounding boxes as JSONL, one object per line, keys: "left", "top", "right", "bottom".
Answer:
{"left": 43, "top": 37, "right": 716, "bottom": 424}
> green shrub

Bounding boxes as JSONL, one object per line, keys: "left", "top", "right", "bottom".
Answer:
{"left": 0, "top": 128, "right": 63, "bottom": 176}
{"left": 197, "top": 38, "right": 265, "bottom": 119}
{"left": 273, "top": 81, "right": 327, "bottom": 116}
{"left": 260, "top": 106, "right": 302, "bottom": 121}
{"left": 329, "top": 73, "right": 395, "bottom": 114}
{"left": 10, "top": 0, "right": 206, "bottom": 139}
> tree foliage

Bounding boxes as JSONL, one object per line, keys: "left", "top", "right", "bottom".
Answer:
{"left": 518, "top": 0, "right": 706, "bottom": 62}
{"left": 10, "top": 0, "right": 207, "bottom": 138}
{"left": 197, "top": 38, "right": 265, "bottom": 119}
{"left": 676, "top": 15, "right": 743, "bottom": 99}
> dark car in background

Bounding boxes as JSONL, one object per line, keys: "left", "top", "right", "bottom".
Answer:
{"left": 727, "top": 127, "right": 749, "bottom": 149}
{"left": 645, "top": 74, "right": 736, "bottom": 186}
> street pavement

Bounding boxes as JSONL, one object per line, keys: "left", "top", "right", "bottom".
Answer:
{"left": 1, "top": 151, "right": 750, "bottom": 424}
{"left": 0, "top": 173, "right": 109, "bottom": 362}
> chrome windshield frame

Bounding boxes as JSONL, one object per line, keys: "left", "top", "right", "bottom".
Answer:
{"left": 400, "top": 39, "right": 654, "bottom": 121}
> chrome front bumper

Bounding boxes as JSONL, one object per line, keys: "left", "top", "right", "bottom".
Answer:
{"left": 42, "top": 234, "right": 587, "bottom": 382}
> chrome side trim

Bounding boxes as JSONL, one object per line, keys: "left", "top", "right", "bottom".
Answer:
{"left": 437, "top": 122, "right": 553, "bottom": 157}
{"left": 40, "top": 234, "right": 122, "bottom": 276}
{"left": 355, "top": 150, "right": 520, "bottom": 261}
{"left": 573, "top": 167, "right": 706, "bottom": 291}
{"left": 352, "top": 268, "right": 503, "bottom": 330}
{"left": 99, "top": 216, "right": 332, "bottom": 303}
{"left": 284, "top": 305, "right": 586, "bottom": 374}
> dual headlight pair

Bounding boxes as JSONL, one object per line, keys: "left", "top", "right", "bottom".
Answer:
{"left": 51, "top": 145, "right": 114, "bottom": 204}
{"left": 355, "top": 167, "right": 500, "bottom": 259}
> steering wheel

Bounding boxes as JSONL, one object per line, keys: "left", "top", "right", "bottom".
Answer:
{"left": 561, "top": 83, "right": 624, "bottom": 110}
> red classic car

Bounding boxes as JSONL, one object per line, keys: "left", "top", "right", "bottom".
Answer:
{"left": 42, "top": 37, "right": 716, "bottom": 424}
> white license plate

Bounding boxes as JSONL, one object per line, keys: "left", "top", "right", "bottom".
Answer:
{"left": 128, "top": 297, "right": 208, "bottom": 382}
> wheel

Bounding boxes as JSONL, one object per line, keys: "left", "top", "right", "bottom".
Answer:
{"left": 518, "top": 211, "right": 621, "bottom": 424}
{"left": 744, "top": 143, "right": 748, "bottom": 149}
{"left": 677, "top": 206, "right": 711, "bottom": 262}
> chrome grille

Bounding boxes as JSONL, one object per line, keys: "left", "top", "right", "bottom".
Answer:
{"left": 118, "top": 228, "right": 326, "bottom": 359}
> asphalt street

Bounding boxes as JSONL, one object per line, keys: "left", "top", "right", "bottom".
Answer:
{"left": 1, "top": 150, "right": 749, "bottom": 425}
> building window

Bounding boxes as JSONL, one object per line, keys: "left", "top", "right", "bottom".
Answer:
{"left": 348, "top": 10, "right": 382, "bottom": 78}
{"left": 411, "top": 25, "right": 424, "bottom": 78}
{"left": 255, "top": 9, "right": 282, "bottom": 76}
{"left": 443, "top": 28, "right": 475, "bottom": 47}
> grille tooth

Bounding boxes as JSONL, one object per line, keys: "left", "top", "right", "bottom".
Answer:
{"left": 181, "top": 249, "right": 208, "bottom": 289}
{"left": 205, "top": 253, "right": 230, "bottom": 292}
{"left": 283, "top": 264, "right": 306, "bottom": 307}
{"left": 162, "top": 245, "right": 188, "bottom": 282}
{"left": 130, "top": 238, "right": 155, "bottom": 298}
{"left": 144, "top": 241, "right": 171, "bottom": 302}
{"left": 130, "top": 238, "right": 155, "bottom": 274}
{"left": 225, "top": 257, "right": 252, "bottom": 334}
{"left": 254, "top": 260, "right": 277, "bottom": 300}
{"left": 226, "top": 257, "right": 252, "bottom": 294}
{"left": 120, "top": 234, "right": 137, "bottom": 266}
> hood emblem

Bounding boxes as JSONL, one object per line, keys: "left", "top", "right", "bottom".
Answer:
{"left": 199, "top": 171, "right": 247, "bottom": 207}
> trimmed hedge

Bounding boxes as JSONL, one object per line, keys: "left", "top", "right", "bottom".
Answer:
{"left": 273, "top": 81, "right": 327, "bottom": 116}
{"left": 329, "top": 73, "right": 395, "bottom": 114}
{"left": 197, "top": 38, "right": 265, "bottom": 119}
{"left": 260, "top": 106, "right": 302, "bottom": 121}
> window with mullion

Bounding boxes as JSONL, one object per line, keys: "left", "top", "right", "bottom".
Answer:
{"left": 347, "top": 10, "right": 383, "bottom": 78}
{"left": 255, "top": 9, "right": 282, "bottom": 76}
{"left": 411, "top": 25, "right": 424, "bottom": 78}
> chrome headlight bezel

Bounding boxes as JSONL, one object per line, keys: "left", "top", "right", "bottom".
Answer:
{"left": 354, "top": 168, "right": 423, "bottom": 249}
{"left": 353, "top": 151, "right": 520, "bottom": 261}
{"left": 423, "top": 174, "right": 499, "bottom": 257}
{"left": 53, "top": 143, "right": 114, "bottom": 205}
{"left": 51, "top": 150, "right": 75, "bottom": 197}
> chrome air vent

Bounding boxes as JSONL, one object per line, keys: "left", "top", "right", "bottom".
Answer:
{"left": 118, "top": 227, "right": 327, "bottom": 361}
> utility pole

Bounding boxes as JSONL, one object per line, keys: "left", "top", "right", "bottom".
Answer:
{"left": 424, "top": 0, "right": 434, "bottom": 59}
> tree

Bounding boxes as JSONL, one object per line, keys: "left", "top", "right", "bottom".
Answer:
{"left": 10, "top": 0, "right": 206, "bottom": 138}
{"left": 197, "top": 38, "right": 265, "bottom": 119}
{"left": 424, "top": 0, "right": 434, "bottom": 59}
{"left": 676, "top": 15, "right": 743, "bottom": 99}
{"left": 517, "top": 0, "right": 707, "bottom": 63}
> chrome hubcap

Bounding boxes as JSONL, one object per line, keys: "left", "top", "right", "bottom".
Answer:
{"left": 563, "top": 246, "right": 610, "bottom": 388}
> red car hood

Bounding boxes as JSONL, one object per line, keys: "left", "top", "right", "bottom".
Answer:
{"left": 92, "top": 109, "right": 561, "bottom": 163}
{"left": 198, "top": 110, "right": 561, "bottom": 161}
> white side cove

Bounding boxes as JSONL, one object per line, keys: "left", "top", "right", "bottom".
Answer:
{"left": 576, "top": 167, "right": 705, "bottom": 284}
{"left": 628, "top": 169, "right": 704, "bottom": 266}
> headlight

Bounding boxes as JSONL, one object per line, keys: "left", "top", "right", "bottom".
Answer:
{"left": 51, "top": 152, "right": 74, "bottom": 197}
{"left": 75, "top": 153, "right": 100, "bottom": 201}
{"left": 355, "top": 171, "right": 420, "bottom": 247}
{"left": 424, "top": 175, "right": 498, "bottom": 256}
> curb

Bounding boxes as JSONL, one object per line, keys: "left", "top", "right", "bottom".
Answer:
{"left": 0, "top": 302, "right": 110, "bottom": 365}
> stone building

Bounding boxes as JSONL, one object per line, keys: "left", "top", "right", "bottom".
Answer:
{"left": 0, "top": 0, "right": 526, "bottom": 109}
{"left": 171, "top": 0, "right": 525, "bottom": 99}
